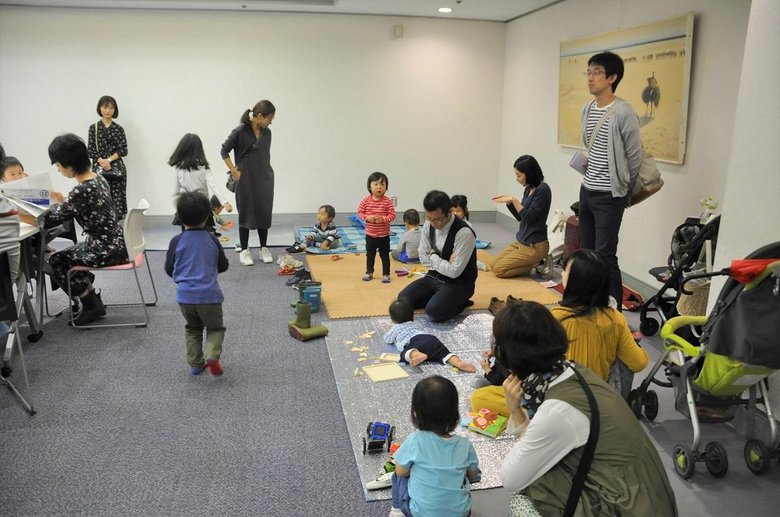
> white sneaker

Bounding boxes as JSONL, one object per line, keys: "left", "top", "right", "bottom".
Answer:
{"left": 366, "top": 471, "right": 393, "bottom": 490}
{"left": 260, "top": 247, "right": 273, "bottom": 264}
{"left": 239, "top": 249, "right": 254, "bottom": 266}
{"left": 277, "top": 254, "right": 304, "bottom": 268}
{"left": 234, "top": 243, "right": 242, "bottom": 253}
{"left": 388, "top": 507, "right": 405, "bottom": 517}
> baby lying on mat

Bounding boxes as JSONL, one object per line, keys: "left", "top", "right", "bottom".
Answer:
{"left": 383, "top": 299, "right": 476, "bottom": 372}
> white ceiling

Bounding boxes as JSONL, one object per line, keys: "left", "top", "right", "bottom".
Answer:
{"left": 0, "top": 0, "right": 565, "bottom": 22}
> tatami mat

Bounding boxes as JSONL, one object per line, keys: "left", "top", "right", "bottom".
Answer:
{"left": 307, "top": 251, "right": 561, "bottom": 319}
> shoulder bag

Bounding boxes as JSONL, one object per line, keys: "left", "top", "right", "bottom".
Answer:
{"left": 569, "top": 103, "right": 616, "bottom": 174}
{"left": 563, "top": 366, "right": 600, "bottom": 517}
{"left": 226, "top": 140, "right": 257, "bottom": 193}
{"left": 629, "top": 149, "right": 664, "bottom": 206}
{"left": 92, "top": 122, "right": 123, "bottom": 179}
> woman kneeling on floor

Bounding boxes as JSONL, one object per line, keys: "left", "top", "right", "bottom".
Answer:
{"left": 24, "top": 134, "right": 128, "bottom": 325}
{"left": 494, "top": 301, "right": 677, "bottom": 516}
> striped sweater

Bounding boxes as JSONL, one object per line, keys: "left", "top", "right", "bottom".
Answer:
{"left": 357, "top": 194, "right": 395, "bottom": 238}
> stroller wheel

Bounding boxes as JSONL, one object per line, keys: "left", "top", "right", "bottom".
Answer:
{"left": 744, "top": 439, "right": 771, "bottom": 475}
{"left": 704, "top": 441, "right": 729, "bottom": 477}
{"left": 639, "top": 317, "right": 660, "bottom": 336}
{"left": 628, "top": 389, "right": 643, "bottom": 419}
{"left": 673, "top": 444, "right": 696, "bottom": 479}
{"left": 643, "top": 390, "right": 659, "bottom": 421}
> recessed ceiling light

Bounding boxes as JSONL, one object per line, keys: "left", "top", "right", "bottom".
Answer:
{"left": 438, "top": 7, "right": 453, "bottom": 14}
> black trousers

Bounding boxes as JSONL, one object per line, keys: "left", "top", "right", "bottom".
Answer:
{"left": 398, "top": 274, "right": 475, "bottom": 323}
{"left": 578, "top": 186, "right": 628, "bottom": 309}
{"left": 365, "top": 235, "right": 390, "bottom": 276}
{"left": 401, "top": 334, "right": 451, "bottom": 364}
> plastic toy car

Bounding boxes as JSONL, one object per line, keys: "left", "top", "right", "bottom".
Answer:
{"left": 362, "top": 421, "right": 395, "bottom": 454}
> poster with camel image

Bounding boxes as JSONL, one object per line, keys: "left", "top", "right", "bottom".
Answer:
{"left": 558, "top": 14, "right": 694, "bottom": 164}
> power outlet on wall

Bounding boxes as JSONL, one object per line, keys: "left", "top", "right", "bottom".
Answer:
{"left": 391, "top": 196, "right": 397, "bottom": 207}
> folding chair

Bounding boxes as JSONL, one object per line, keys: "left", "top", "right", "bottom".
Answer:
{"left": 67, "top": 199, "right": 158, "bottom": 329}
{"left": 0, "top": 252, "right": 36, "bottom": 415}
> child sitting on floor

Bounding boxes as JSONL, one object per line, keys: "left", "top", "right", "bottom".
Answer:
{"left": 391, "top": 208, "right": 421, "bottom": 263}
{"left": 384, "top": 299, "right": 476, "bottom": 372}
{"left": 287, "top": 204, "right": 340, "bottom": 253}
{"left": 210, "top": 195, "right": 235, "bottom": 237}
{"left": 390, "top": 375, "right": 481, "bottom": 517}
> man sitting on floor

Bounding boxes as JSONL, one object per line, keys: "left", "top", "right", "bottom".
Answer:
{"left": 398, "top": 190, "right": 477, "bottom": 322}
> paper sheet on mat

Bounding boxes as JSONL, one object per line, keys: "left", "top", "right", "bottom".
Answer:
{"left": 362, "top": 362, "right": 409, "bottom": 382}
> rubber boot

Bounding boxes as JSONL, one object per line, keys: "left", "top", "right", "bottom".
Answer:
{"left": 289, "top": 301, "right": 312, "bottom": 329}
{"left": 71, "top": 289, "right": 107, "bottom": 326}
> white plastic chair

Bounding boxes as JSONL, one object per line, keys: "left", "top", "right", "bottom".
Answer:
{"left": 67, "top": 199, "right": 158, "bottom": 329}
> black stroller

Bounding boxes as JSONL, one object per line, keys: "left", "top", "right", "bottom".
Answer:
{"left": 639, "top": 215, "right": 720, "bottom": 336}
{"left": 629, "top": 241, "right": 780, "bottom": 479}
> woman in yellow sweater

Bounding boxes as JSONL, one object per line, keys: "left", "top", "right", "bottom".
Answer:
{"left": 470, "top": 248, "right": 648, "bottom": 415}
{"left": 553, "top": 248, "right": 649, "bottom": 393}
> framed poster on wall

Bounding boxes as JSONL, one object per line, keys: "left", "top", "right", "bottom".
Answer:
{"left": 558, "top": 13, "right": 694, "bottom": 164}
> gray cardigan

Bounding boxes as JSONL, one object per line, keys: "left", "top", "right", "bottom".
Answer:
{"left": 580, "top": 98, "right": 642, "bottom": 198}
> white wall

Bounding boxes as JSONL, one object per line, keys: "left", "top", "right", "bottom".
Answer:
{"left": 0, "top": 7, "right": 505, "bottom": 216}
{"left": 500, "top": 0, "right": 752, "bottom": 285}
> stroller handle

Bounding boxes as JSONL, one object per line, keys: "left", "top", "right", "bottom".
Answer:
{"left": 661, "top": 315, "right": 708, "bottom": 357}
{"left": 679, "top": 268, "right": 728, "bottom": 295}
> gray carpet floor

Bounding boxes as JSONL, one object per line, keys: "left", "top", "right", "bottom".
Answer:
{"left": 2, "top": 221, "right": 780, "bottom": 516}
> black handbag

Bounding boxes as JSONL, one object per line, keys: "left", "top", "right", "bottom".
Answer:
{"left": 225, "top": 139, "right": 258, "bottom": 193}
{"left": 226, "top": 171, "right": 236, "bottom": 193}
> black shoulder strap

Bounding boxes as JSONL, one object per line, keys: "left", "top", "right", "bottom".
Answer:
{"left": 563, "top": 366, "right": 600, "bottom": 517}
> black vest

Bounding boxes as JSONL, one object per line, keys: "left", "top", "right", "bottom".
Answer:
{"left": 427, "top": 217, "right": 478, "bottom": 284}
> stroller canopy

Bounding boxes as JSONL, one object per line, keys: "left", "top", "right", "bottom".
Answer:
{"left": 702, "top": 243, "right": 780, "bottom": 369}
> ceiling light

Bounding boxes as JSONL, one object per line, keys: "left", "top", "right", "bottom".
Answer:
{"left": 438, "top": 7, "right": 452, "bottom": 14}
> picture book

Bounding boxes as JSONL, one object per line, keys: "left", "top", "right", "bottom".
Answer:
{"left": 468, "top": 408, "right": 508, "bottom": 438}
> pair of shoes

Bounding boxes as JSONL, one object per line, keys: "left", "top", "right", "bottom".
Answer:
{"left": 277, "top": 254, "right": 304, "bottom": 268}
{"left": 362, "top": 273, "right": 373, "bottom": 282}
{"left": 382, "top": 275, "right": 391, "bottom": 283}
{"left": 190, "top": 363, "right": 207, "bottom": 375}
{"left": 286, "top": 242, "right": 306, "bottom": 254}
{"left": 277, "top": 265, "right": 297, "bottom": 275}
{"left": 260, "top": 247, "right": 273, "bottom": 263}
{"left": 239, "top": 249, "right": 254, "bottom": 266}
{"left": 285, "top": 268, "right": 311, "bottom": 286}
{"left": 207, "top": 358, "right": 224, "bottom": 376}
{"left": 365, "top": 471, "right": 393, "bottom": 490}
{"left": 234, "top": 242, "right": 242, "bottom": 253}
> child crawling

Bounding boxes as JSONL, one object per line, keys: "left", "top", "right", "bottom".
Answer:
{"left": 384, "top": 299, "right": 476, "bottom": 372}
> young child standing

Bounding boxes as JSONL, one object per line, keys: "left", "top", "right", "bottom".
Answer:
{"left": 384, "top": 299, "right": 476, "bottom": 372}
{"left": 287, "top": 204, "right": 340, "bottom": 252}
{"left": 164, "top": 191, "right": 229, "bottom": 376}
{"left": 391, "top": 208, "right": 421, "bottom": 263}
{"left": 391, "top": 375, "right": 481, "bottom": 517}
{"left": 169, "top": 133, "right": 233, "bottom": 230}
{"left": 357, "top": 171, "right": 395, "bottom": 283}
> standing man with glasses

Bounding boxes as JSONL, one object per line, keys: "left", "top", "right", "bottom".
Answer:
{"left": 397, "top": 190, "right": 478, "bottom": 322}
{"left": 577, "top": 51, "right": 642, "bottom": 309}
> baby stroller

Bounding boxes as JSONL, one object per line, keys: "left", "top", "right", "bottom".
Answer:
{"left": 629, "top": 242, "right": 780, "bottom": 479}
{"left": 639, "top": 215, "right": 720, "bottom": 336}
